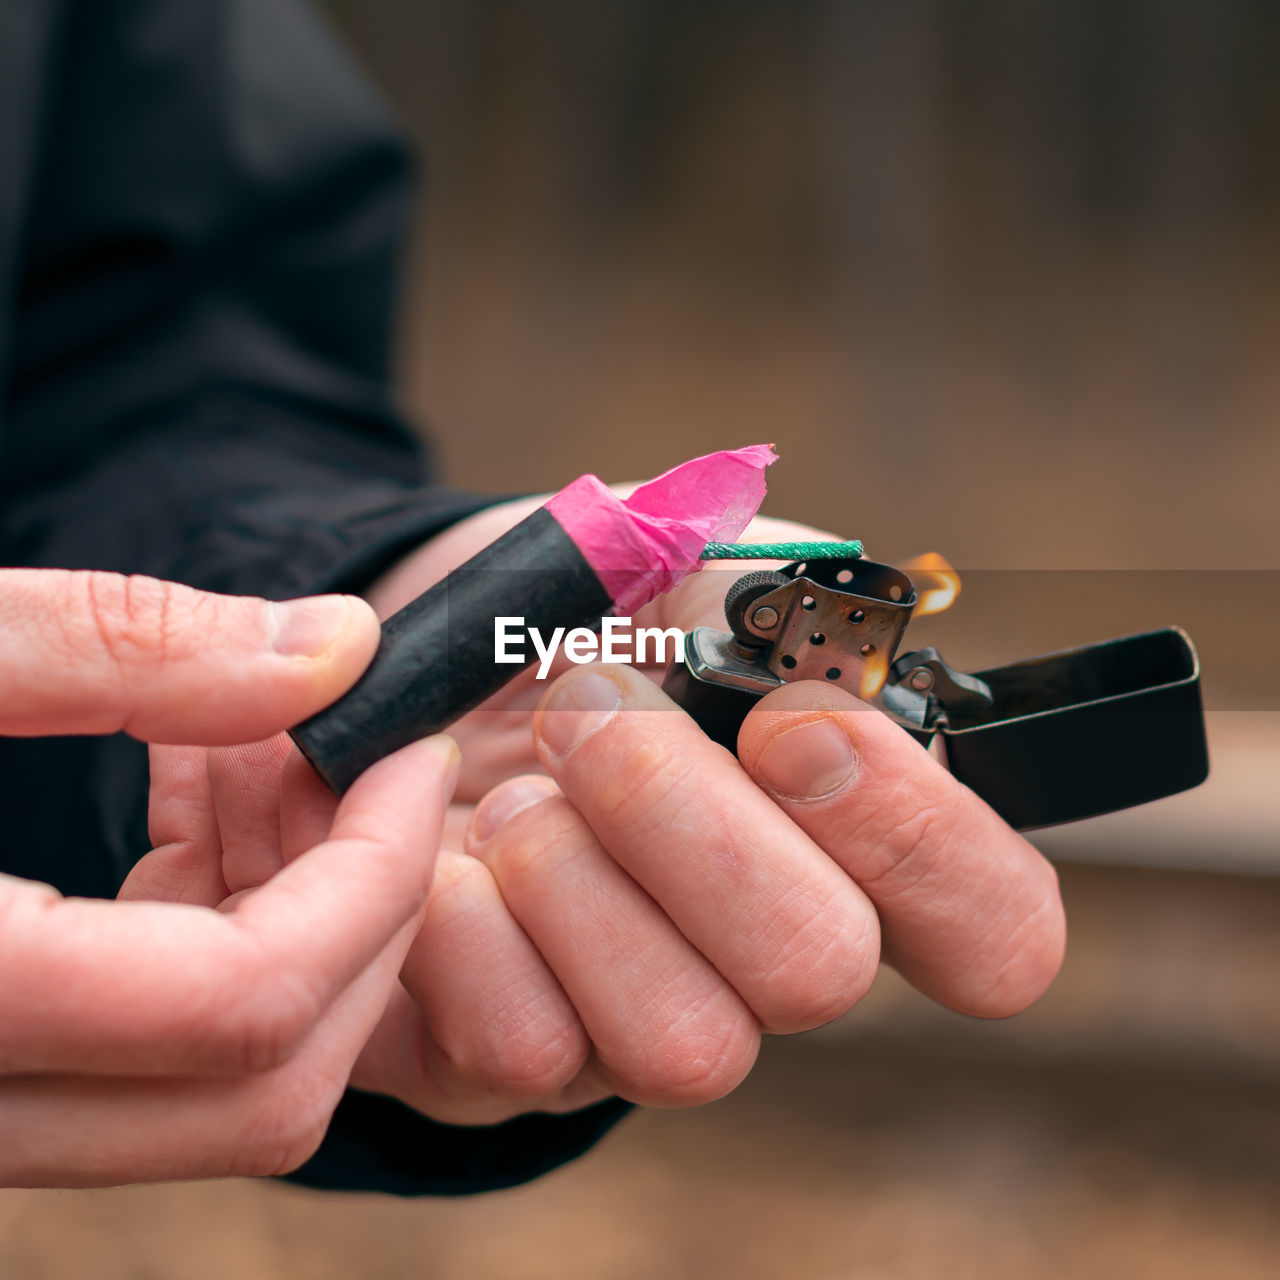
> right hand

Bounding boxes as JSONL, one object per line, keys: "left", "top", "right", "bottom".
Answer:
{"left": 352, "top": 510, "right": 1064, "bottom": 1125}
{"left": 0, "top": 569, "right": 457, "bottom": 1188}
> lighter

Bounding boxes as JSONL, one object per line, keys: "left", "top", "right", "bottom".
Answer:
{"left": 661, "top": 554, "right": 1209, "bottom": 831}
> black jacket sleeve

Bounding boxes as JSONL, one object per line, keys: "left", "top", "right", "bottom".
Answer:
{"left": 0, "top": 0, "right": 627, "bottom": 1194}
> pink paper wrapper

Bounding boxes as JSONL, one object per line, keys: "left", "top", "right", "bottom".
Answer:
{"left": 545, "top": 443, "right": 777, "bottom": 613}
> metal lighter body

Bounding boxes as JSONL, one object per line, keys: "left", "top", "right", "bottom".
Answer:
{"left": 662, "top": 556, "right": 1209, "bottom": 831}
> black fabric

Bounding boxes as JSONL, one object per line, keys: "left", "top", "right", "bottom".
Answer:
{"left": 287, "top": 1092, "right": 634, "bottom": 1199}
{"left": 0, "top": 0, "right": 627, "bottom": 1194}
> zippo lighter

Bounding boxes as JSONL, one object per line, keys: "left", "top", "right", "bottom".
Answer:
{"left": 662, "top": 555, "right": 1209, "bottom": 831}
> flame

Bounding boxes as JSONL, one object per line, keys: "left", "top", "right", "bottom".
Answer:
{"left": 859, "top": 650, "right": 890, "bottom": 700}
{"left": 900, "top": 551, "right": 961, "bottom": 617}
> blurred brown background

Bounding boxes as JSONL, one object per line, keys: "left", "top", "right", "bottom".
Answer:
{"left": 5, "top": 2, "right": 1279, "bottom": 1276}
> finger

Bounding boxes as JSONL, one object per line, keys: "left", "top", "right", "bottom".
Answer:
{"left": 446, "top": 674, "right": 553, "bottom": 803}
{"left": 0, "top": 735, "right": 457, "bottom": 1076}
{"left": 0, "top": 911, "right": 418, "bottom": 1187}
{"left": 353, "top": 844, "right": 594, "bottom": 1125}
{"left": 467, "top": 779, "right": 760, "bottom": 1107}
{"left": 355, "top": 990, "right": 612, "bottom": 1127}
{"left": 440, "top": 802, "right": 475, "bottom": 851}
{"left": 120, "top": 745, "right": 227, "bottom": 906}
{"left": 0, "top": 569, "right": 380, "bottom": 743}
{"left": 206, "top": 735, "right": 292, "bottom": 894}
{"left": 737, "top": 682, "right": 1066, "bottom": 1016}
{"left": 0, "top": 1069, "right": 332, "bottom": 1188}
{"left": 532, "top": 665, "right": 881, "bottom": 1034}
{"left": 278, "top": 745, "right": 343, "bottom": 864}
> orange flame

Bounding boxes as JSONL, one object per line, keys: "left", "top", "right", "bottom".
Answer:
{"left": 859, "top": 650, "right": 890, "bottom": 700}
{"left": 900, "top": 552, "right": 961, "bottom": 617}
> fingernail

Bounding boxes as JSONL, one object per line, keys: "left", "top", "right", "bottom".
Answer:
{"left": 270, "top": 595, "right": 358, "bottom": 657}
{"left": 755, "top": 718, "right": 858, "bottom": 800}
{"left": 538, "top": 673, "right": 623, "bottom": 757}
{"left": 425, "top": 734, "right": 462, "bottom": 799}
{"left": 472, "top": 776, "right": 557, "bottom": 842}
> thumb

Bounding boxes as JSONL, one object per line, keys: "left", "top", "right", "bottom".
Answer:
{"left": 0, "top": 570, "right": 381, "bottom": 744}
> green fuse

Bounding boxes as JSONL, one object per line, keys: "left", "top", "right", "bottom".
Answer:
{"left": 699, "top": 540, "right": 864, "bottom": 561}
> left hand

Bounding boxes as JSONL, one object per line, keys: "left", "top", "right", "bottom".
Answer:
{"left": 336, "top": 497, "right": 1065, "bottom": 1124}
{"left": 0, "top": 570, "right": 455, "bottom": 1186}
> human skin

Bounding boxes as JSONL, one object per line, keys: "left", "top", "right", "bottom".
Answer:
{"left": 0, "top": 504, "right": 1063, "bottom": 1186}
{"left": 0, "top": 570, "right": 459, "bottom": 1187}
{"left": 334, "top": 499, "right": 1067, "bottom": 1124}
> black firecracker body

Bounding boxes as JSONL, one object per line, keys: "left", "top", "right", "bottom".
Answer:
{"left": 291, "top": 507, "right": 612, "bottom": 793}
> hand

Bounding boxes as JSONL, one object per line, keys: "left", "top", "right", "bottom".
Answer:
{"left": 0, "top": 569, "right": 457, "bottom": 1187}
{"left": 353, "top": 501, "right": 1065, "bottom": 1125}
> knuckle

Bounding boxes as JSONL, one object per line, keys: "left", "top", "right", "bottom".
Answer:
{"left": 206, "top": 965, "right": 320, "bottom": 1074}
{"left": 753, "top": 885, "right": 880, "bottom": 1033}
{"left": 427, "top": 848, "right": 480, "bottom": 903}
{"left": 581, "top": 738, "right": 687, "bottom": 830}
{"left": 963, "top": 865, "right": 1067, "bottom": 1018}
{"left": 259, "top": 1116, "right": 332, "bottom": 1179}
{"left": 207, "top": 735, "right": 291, "bottom": 792}
{"left": 77, "top": 572, "right": 183, "bottom": 668}
{"left": 422, "top": 847, "right": 501, "bottom": 925}
{"left": 615, "top": 995, "right": 759, "bottom": 1107}
{"left": 443, "top": 1015, "right": 590, "bottom": 1101}
{"left": 484, "top": 797, "right": 591, "bottom": 891}
{"left": 852, "top": 780, "right": 956, "bottom": 901}
{"left": 238, "top": 1079, "right": 338, "bottom": 1178}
